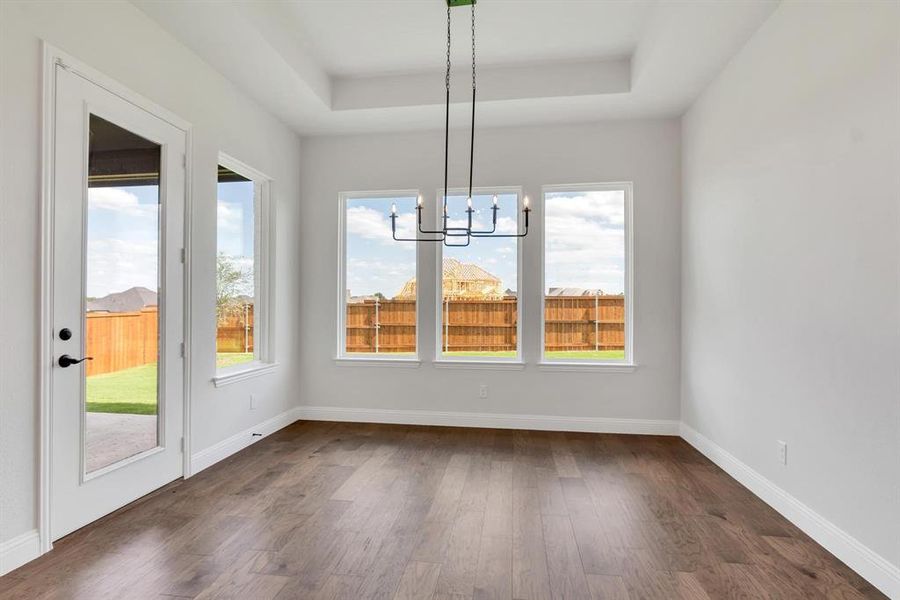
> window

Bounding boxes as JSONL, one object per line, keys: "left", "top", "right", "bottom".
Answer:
{"left": 338, "top": 192, "right": 418, "bottom": 359}
{"left": 542, "top": 183, "right": 632, "bottom": 364}
{"left": 437, "top": 189, "right": 522, "bottom": 362}
{"left": 215, "top": 155, "right": 274, "bottom": 376}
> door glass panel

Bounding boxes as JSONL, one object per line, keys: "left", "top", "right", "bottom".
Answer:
{"left": 84, "top": 115, "right": 161, "bottom": 474}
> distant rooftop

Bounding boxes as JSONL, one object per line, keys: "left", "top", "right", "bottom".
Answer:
{"left": 547, "top": 287, "right": 605, "bottom": 297}
{"left": 87, "top": 286, "right": 157, "bottom": 313}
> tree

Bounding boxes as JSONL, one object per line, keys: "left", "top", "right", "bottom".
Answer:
{"left": 216, "top": 253, "right": 252, "bottom": 323}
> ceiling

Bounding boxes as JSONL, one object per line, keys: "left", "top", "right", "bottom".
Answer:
{"left": 283, "top": 1, "right": 655, "bottom": 77}
{"left": 132, "top": 0, "right": 779, "bottom": 136}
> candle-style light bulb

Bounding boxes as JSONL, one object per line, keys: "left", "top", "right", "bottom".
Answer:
{"left": 417, "top": 195, "right": 423, "bottom": 208}
{"left": 391, "top": 203, "right": 397, "bottom": 215}
{"left": 523, "top": 196, "right": 530, "bottom": 210}
{"left": 467, "top": 197, "right": 473, "bottom": 210}
{"left": 492, "top": 195, "right": 498, "bottom": 207}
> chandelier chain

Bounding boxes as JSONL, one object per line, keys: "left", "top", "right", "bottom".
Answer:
{"left": 472, "top": 2, "right": 476, "bottom": 90}
{"left": 446, "top": 6, "right": 452, "bottom": 92}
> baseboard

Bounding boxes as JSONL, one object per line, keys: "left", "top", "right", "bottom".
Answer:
{"left": 0, "top": 529, "right": 40, "bottom": 576}
{"left": 296, "top": 405, "right": 680, "bottom": 435}
{"left": 190, "top": 407, "right": 301, "bottom": 474}
{"left": 680, "top": 423, "right": 900, "bottom": 599}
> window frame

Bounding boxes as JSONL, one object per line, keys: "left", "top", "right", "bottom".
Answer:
{"left": 336, "top": 190, "right": 421, "bottom": 364}
{"left": 212, "top": 152, "right": 277, "bottom": 386}
{"left": 539, "top": 182, "right": 635, "bottom": 370}
{"left": 433, "top": 186, "right": 525, "bottom": 367}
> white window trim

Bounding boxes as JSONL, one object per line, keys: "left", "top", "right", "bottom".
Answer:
{"left": 335, "top": 357, "right": 421, "bottom": 368}
{"left": 336, "top": 190, "right": 420, "bottom": 362}
{"left": 539, "top": 182, "right": 635, "bottom": 369}
{"left": 212, "top": 152, "right": 277, "bottom": 386}
{"left": 433, "top": 360, "right": 525, "bottom": 371}
{"left": 434, "top": 186, "right": 524, "bottom": 364}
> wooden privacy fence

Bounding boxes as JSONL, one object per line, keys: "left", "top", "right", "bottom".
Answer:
{"left": 346, "top": 295, "right": 625, "bottom": 353}
{"left": 346, "top": 299, "right": 416, "bottom": 353}
{"left": 216, "top": 305, "right": 255, "bottom": 353}
{"left": 85, "top": 304, "right": 254, "bottom": 376}
{"left": 85, "top": 307, "right": 158, "bottom": 376}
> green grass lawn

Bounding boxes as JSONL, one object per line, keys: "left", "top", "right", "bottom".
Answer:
{"left": 86, "top": 363, "right": 158, "bottom": 415}
{"left": 86, "top": 353, "right": 255, "bottom": 415}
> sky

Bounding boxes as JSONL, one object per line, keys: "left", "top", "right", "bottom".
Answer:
{"left": 345, "top": 193, "right": 520, "bottom": 298}
{"left": 442, "top": 193, "right": 519, "bottom": 294}
{"left": 345, "top": 190, "right": 625, "bottom": 298}
{"left": 86, "top": 185, "right": 160, "bottom": 299}
{"left": 85, "top": 185, "right": 624, "bottom": 301}
{"left": 217, "top": 180, "right": 256, "bottom": 296}
{"left": 85, "top": 179, "right": 257, "bottom": 299}
{"left": 545, "top": 189, "right": 625, "bottom": 294}
{"left": 346, "top": 195, "right": 418, "bottom": 297}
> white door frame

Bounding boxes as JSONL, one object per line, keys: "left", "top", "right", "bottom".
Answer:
{"left": 39, "top": 43, "right": 194, "bottom": 555}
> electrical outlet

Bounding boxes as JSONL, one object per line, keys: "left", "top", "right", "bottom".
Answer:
{"left": 478, "top": 384, "right": 488, "bottom": 399}
{"left": 250, "top": 394, "right": 258, "bottom": 410}
{"left": 778, "top": 440, "right": 787, "bottom": 466}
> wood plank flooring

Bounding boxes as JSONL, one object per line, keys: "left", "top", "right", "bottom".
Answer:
{"left": 0, "top": 421, "right": 885, "bottom": 599}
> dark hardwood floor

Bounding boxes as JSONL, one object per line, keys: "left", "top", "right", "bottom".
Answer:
{"left": 0, "top": 421, "right": 884, "bottom": 599}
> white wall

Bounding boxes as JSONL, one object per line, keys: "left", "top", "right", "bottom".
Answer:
{"left": 682, "top": 0, "right": 900, "bottom": 579}
{"left": 0, "top": 0, "right": 302, "bottom": 548}
{"left": 298, "top": 120, "right": 681, "bottom": 424}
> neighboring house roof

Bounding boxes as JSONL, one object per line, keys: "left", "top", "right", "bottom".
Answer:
{"left": 87, "top": 286, "right": 157, "bottom": 313}
{"left": 396, "top": 258, "right": 503, "bottom": 299}
{"left": 441, "top": 258, "right": 500, "bottom": 284}
{"left": 547, "top": 287, "right": 605, "bottom": 296}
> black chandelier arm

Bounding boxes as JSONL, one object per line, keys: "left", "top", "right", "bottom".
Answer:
{"left": 416, "top": 205, "right": 448, "bottom": 235}
{"left": 393, "top": 233, "right": 447, "bottom": 243}
{"left": 443, "top": 235, "right": 472, "bottom": 248}
{"left": 392, "top": 212, "right": 445, "bottom": 242}
{"left": 469, "top": 204, "right": 499, "bottom": 235}
{"left": 471, "top": 207, "right": 530, "bottom": 238}
{"left": 392, "top": 233, "right": 446, "bottom": 243}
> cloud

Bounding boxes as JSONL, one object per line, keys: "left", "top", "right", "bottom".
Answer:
{"left": 546, "top": 191, "right": 624, "bottom": 225}
{"left": 86, "top": 237, "right": 158, "bottom": 298}
{"left": 217, "top": 201, "right": 244, "bottom": 235}
{"left": 496, "top": 216, "right": 519, "bottom": 235}
{"left": 347, "top": 206, "right": 416, "bottom": 242}
{"left": 346, "top": 257, "right": 415, "bottom": 297}
{"left": 545, "top": 193, "right": 626, "bottom": 293}
{"left": 88, "top": 187, "right": 157, "bottom": 218}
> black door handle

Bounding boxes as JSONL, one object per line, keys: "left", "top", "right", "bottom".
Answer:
{"left": 58, "top": 354, "right": 93, "bottom": 368}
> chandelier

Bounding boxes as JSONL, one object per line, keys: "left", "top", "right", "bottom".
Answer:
{"left": 391, "top": 0, "right": 530, "bottom": 246}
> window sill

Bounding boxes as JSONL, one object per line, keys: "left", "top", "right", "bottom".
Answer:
{"left": 538, "top": 361, "right": 637, "bottom": 373}
{"left": 213, "top": 362, "right": 279, "bottom": 387}
{"left": 433, "top": 360, "right": 525, "bottom": 371}
{"left": 335, "top": 357, "right": 421, "bottom": 368}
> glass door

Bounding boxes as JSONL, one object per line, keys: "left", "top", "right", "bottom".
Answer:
{"left": 51, "top": 64, "right": 186, "bottom": 541}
